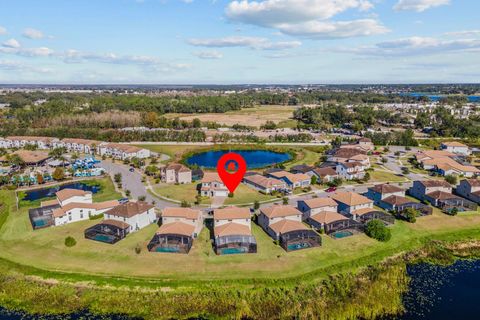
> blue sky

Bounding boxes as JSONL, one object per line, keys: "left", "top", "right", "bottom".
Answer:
{"left": 0, "top": 0, "right": 479, "bottom": 84}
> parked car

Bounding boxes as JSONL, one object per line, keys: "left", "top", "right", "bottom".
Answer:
{"left": 325, "top": 187, "right": 337, "bottom": 193}
{"left": 129, "top": 168, "right": 135, "bottom": 172}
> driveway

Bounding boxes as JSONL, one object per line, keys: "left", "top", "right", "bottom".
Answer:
{"left": 100, "top": 160, "right": 178, "bottom": 210}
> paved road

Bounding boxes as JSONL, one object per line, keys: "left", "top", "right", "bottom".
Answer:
{"left": 100, "top": 160, "right": 178, "bottom": 210}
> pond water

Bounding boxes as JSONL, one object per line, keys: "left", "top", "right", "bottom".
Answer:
{"left": 402, "top": 93, "right": 480, "bottom": 103}
{"left": 383, "top": 259, "right": 480, "bottom": 319}
{"left": 185, "top": 150, "right": 292, "bottom": 169}
{"left": 21, "top": 182, "right": 101, "bottom": 202}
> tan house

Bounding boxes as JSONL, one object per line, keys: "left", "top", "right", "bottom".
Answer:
{"left": 242, "top": 174, "right": 286, "bottom": 194}
{"left": 200, "top": 172, "right": 229, "bottom": 197}
{"left": 162, "top": 163, "right": 192, "bottom": 184}
{"left": 213, "top": 206, "right": 256, "bottom": 254}
{"left": 455, "top": 179, "right": 480, "bottom": 204}
{"left": 331, "top": 191, "right": 374, "bottom": 215}
{"left": 409, "top": 180, "right": 452, "bottom": 201}
{"left": 297, "top": 197, "right": 339, "bottom": 219}
{"left": 266, "top": 170, "right": 311, "bottom": 189}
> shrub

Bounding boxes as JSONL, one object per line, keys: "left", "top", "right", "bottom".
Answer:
{"left": 365, "top": 220, "right": 391, "bottom": 242}
{"left": 402, "top": 207, "right": 418, "bottom": 223}
{"left": 448, "top": 207, "right": 459, "bottom": 216}
{"left": 253, "top": 200, "right": 260, "bottom": 210}
{"left": 64, "top": 236, "right": 77, "bottom": 247}
{"left": 445, "top": 174, "right": 458, "bottom": 185}
{"left": 138, "top": 195, "right": 146, "bottom": 201}
{"left": 282, "top": 197, "right": 289, "bottom": 205}
{"left": 135, "top": 244, "right": 142, "bottom": 254}
{"left": 228, "top": 192, "right": 234, "bottom": 198}
{"left": 180, "top": 200, "right": 191, "bottom": 208}
{"left": 125, "top": 190, "right": 131, "bottom": 197}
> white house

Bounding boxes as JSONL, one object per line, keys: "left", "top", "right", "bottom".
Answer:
{"left": 336, "top": 162, "right": 366, "bottom": 180}
{"left": 200, "top": 172, "right": 229, "bottom": 197}
{"left": 161, "top": 163, "right": 192, "bottom": 184}
{"left": 103, "top": 201, "right": 156, "bottom": 232}
{"left": 440, "top": 141, "right": 471, "bottom": 156}
{"left": 98, "top": 143, "right": 151, "bottom": 160}
{"left": 4, "top": 136, "right": 58, "bottom": 150}
{"left": 54, "top": 138, "right": 101, "bottom": 154}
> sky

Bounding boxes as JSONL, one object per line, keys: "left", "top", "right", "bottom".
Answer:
{"left": 0, "top": 0, "right": 479, "bottom": 84}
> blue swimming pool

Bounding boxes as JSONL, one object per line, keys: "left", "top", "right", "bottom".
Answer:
{"left": 156, "top": 247, "right": 180, "bottom": 253}
{"left": 186, "top": 150, "right": 292, "bottom": 169}
{"left": 287, "top": 242, "right": 311, "bottom": 251}
{"left": 94, "top": 234, "right": 115, "bottom": 243}
{"left": 332, "top": 230, "right": 354, "bottom": 239}
{"left": 21, "top": 182, "right": 101, "bottom": 202}
{"left": 220, "top": 247, "right": 247, "bottom": 255}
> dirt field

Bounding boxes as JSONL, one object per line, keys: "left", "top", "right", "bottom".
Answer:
{"left": 164, "top": 105, "right": 298, "bottom": 128}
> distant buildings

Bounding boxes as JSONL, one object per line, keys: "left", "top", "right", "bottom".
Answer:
{"left": 98, "top": 143, "right": 151, "bottom": 160}
{"left": 415, "top": 149, "right": 479, "bottom": 177}
{"left": 456, "top": 179, "right": 480, "bottom": 204}
{"left": 440, "top": 141, "right": 471, "bottom": 156}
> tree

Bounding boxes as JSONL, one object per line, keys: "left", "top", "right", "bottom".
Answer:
{"left": 381, "top": 157, "right": 388, "bottom": 164}
{"left": 145, "top": 165, "right": 159, "bottom": 176}
{"left": 36, "top": 173, "right": 44, "bottom": 184}
{"left": 445, "top": 174, "right": 458, "bottom": 185}
{"left": 365, "top": 219, "right": 391, "bottom": 242}
{"left": 6, "top": 154, "right": 24, "bottom": 167}
{"left": 180, "top": 200, "right": 191, "bottom": 208}
{"left": 253, "top": 200, "right": 260, "bottom": 210}
{"left": 138, "top": 195, "right": 146, "bottom": 202}
{"left": 114, "top": 173, "right": 122, "bottom": 184}
{"left": 363, "top": 172, "right": 371, "bottom": 182}
{"left": 52, "top": 167, "right": 65, "bottom": 181}
{"left": 64, "top": 236, "right": 77, "bottom": 247}
{"left": 311, "top": 175, "right": 318, "bottom": 185}
{"left": 282, "top": 197, "right": 289, "bottom": 205}
{"left": 125, "top": 190, "right": 131, "bottom": 197}
{"left": 403, "top": 207, "right": 418, "bottom": 223}
{"left": 401, "top": 167, "right": 410, "bottom": 175}
{"left": 449, "top": 207, "right": 459, "bottom": 216}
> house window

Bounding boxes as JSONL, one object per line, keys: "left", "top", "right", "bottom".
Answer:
{"left": 80, "top": 214, "right": 83, "bottom": 219}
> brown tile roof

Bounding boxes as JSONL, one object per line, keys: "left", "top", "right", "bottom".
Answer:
{"left": 201, "top": 172, "right": 223, "bottom": 184}
{"left": 261, "top": 205, "right": 302, "bottom": 218}
{"left": 62, "top": 138, "right": 100, "bottom": 146}
{"left": 370, "top": 184, "right": 404, "bottom": 194}
{"left": 243, "top": 174, "right": 285, "bottom": 189}
{"left": 269, "top": 220, "right": 309, "bottom": 234}
{"left": 40, "top": 199, "right": 59, "bottom": 207}
{"left": 56, "top": 189, "right": 91, "bottom": 202}
{"left": 442, "top": 141, "right": 468, "bottom": 147}
{"left": 214, "top": 206, "right": 251, "bottom": 220}
{"left": 214, "top": 222, "right": 251, "bottom": 237}
{"left": 165, "top": 163, "right": 191, "bottom": 173}
{"left": 0, "top": 150, "right": 50, "bottom": 164}
{"left": 312, "top": 167, "right": 337, "bottom": 178}
{"left": 104, "top": 143, "right": 143, "bottom": 153}
{"left": 333, "top": 148, "right": 367, "bottom": 158}
{"left": 101, "top": 219, "right": 130, "bottom": 230}
{"left": 52, "top": 200, "right": 119, "bottom": 218}
{"left": 464, "top": 179, "right": 480, "bottom": 187}
{"left": 105, "top": 201, "right": 154, "bottom": 218}
{"left": 301, "top": 197, "right": 338, "bottom": 209}
{"left": 156, "top": 222, "right": 195, "bottom": 237}
{"left": 351, "top": 208, "right": 378, "bottom": 216}
{"left": 310, "top": 211, "right": 348, "bottom": 224}
{"left": 268, "top": 171, "right": 310, "bottom": 183}
{"left": 331, "top": 192, "right": 373, "bottom": 206}
{"left": 426, "top": 191, "right": 462, "bottom": 201}
{"left": 162, "top": 207, "right": 200, "bottom": 220}
{"left": 418, "top": 180, "right": 452, "bottom": 188}
{"left": 382, "top": 195, "right": 413, "bottom": 206}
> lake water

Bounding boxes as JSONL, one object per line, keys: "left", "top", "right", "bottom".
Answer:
{"left": 403, "top": 93, "right": 480, "bottom": 103}
{"left": 185, "top": 150, "right": 292, "bottom": 169}
{"left": 21, "top": 182, "right": 101, "bottom": 202}
{"left": 384, "top": 259, "right": 480, "bottom": 319}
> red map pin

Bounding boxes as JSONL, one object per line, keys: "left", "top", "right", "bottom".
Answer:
{"left": 217, "top": 152, "right": 247, "bottom": 194}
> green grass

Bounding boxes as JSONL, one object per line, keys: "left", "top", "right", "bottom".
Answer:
{"left": 370, "top": 170, "right": 409, "bottom": 183}
{"left": 284, "top": 148, "right": 320, "bottom": 170}
{"left": 153, "top": 182, "right": 206, "bottom": 204}
{"left": 223, "top": 184, "right": 276, "bottom": 205}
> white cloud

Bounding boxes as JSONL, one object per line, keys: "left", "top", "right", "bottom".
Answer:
{"left": 224, "top": 0, "right": 383, "bottom": 39}
{"left": 336, "top": 36, "right": 480, "bottom": 56}
{"left": 393, "top": 0, "right": 450, "bottom": 12}
{"left": 193, "top": 50, "right": 224, "bottom": 59}
{"left": 445, "top": 30, "right": 480, "bottom": 37}
{"left": 0, "top": 26, "right": 6, "bottom": 35}
{"left": 0, "top": 60, "right": 52, "bottom": 73}
{"left": 22, "top": 28, "right": 45, "bottom": 39}
{"left": 188, "top": 36, "right": 301, "bottom": 50}
{"left": 2, "top": 39, "right": 21, "bottom": 49}
{"left": 275, "top": 19, "right": 389, "bottom": 39}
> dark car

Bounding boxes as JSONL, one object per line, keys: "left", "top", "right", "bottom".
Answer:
{"left": 129, "top": 168, "right": 135, "bottom": 172}
{"left": 325, "top": 186, "right": 337, "bottom": 193}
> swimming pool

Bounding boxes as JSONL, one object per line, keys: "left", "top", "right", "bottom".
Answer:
{"left": 94, "top": 234, "right": 115, "bottom": 243}
{"left": 331, "top": 230, "right": 354, "bottom": 239}
{"left": 155, "top": 247, "right": 180, "bottom": 253}
{"left": 220, "top": 247, "right": 247, "bottom": 255}
{"left": 287, "top": 242, "right": 311, "bottom": 251}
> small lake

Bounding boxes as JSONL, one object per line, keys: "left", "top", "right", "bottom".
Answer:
{"left": 383, "top": 259, "right": 480, "bottom": 319}
{"left": 20, "top": 182, "right": 101, "bottom": 202}
{"left": 402, "top": 93, "right": 480, "bottom": 103}
{"left": 185, "top": 150, "right": 292, "bottom": 169}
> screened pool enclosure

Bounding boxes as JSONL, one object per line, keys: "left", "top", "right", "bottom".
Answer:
{"left": 214, "top": 234, "right": 257, "bottom": 255}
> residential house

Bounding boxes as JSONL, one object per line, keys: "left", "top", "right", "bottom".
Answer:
{"left": 0, "top": 150, "right": 50, "bottom": 166}
{"left": 103, "top": 201, "right": 156, "bottom": 232}
{"left": 331, "top": 191, "right": 394, "bottom": 224}
{"left": 297, "top": 197, "right": 338, "bottom": 220}
{"left": 336, "top": 162, "right": 366, "bottom": 180}
{"left": 258, "top": 205, "right": 320, "bottom": 251}
{"left": 161, "top": 163, "right": 192, "bottom": 184}
{"left": 415, "top": 150, "right": 478, "bottom": 177}
{"left": 365, "top": 184, "right": 405, "bottom": 206}
{"left": 290, "top": 164, "right": 314, "bottom": 175}
{"left": 54, "top": 138, "right": 100, "bottom": 154}
{"left": 242, "top": 174, "right": 287, "bottom": 194}
{"left": 424, "top": 190, "right": 477, "bottom": 212}
{"left": 147, "top": 207, "right": 203, "bottom": 253}
{"left": 457, "top": 179, "right": 480, "bottom": 204}
{"left": 328, "top": 148, "right": 370, "bottom": 167}
{"left": 366, "top": 183, "right": 432, "bottom": 215}
{"left": 440, "top": 141, "right": 471, "bottom": 156}
{"left": 28, "top": 189, "right": 119, "bottom": 229}
{"left": 98, "top": 143, "right": 151, "bottom": 160}
{"left": 409, "top": 180, "right": 452, "bottom": 201}
{"left": 310, "top": 166, "right": 339, "bottom": 183}
{"left": 339, "top": 138, "right": 374, "bottom": 152}
{"left": 213, "top": 206, "right": 256, "bottom": 255}
{"left": 200, "top": 172, "right": 229, "bottom": 197}
{"left": 266, "top": 170, "right": 311, "bottom": 189}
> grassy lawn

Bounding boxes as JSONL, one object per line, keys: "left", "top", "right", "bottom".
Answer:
{"left": 2, "top": 185, "right": 480, "bottom": 285}
{"left": 370, "top": 170, "right": 409, "bottom": 183}
{"left": 153, "top": 182, "right": 207, "bottom": 204}
{"left": 285, "top": 148, "right": 320, "bottom": 170}
{"left": 223, "top": 184, "right": 277, "bottom": 205}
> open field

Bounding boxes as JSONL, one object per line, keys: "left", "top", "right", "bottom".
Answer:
{"left": 369, "top": 170, "right": 409, "bottom": 183}
{"left": 163, "top": 105, "right": 298, "bottom": 128}
{"left": 152, "top": 182, "right": 209, "bottom": 204}
{"left": 0, "top": 188, "right": 479, "bottom": 285}
{"left": 224, "top": 184, "right": 277, "bottom": 205}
